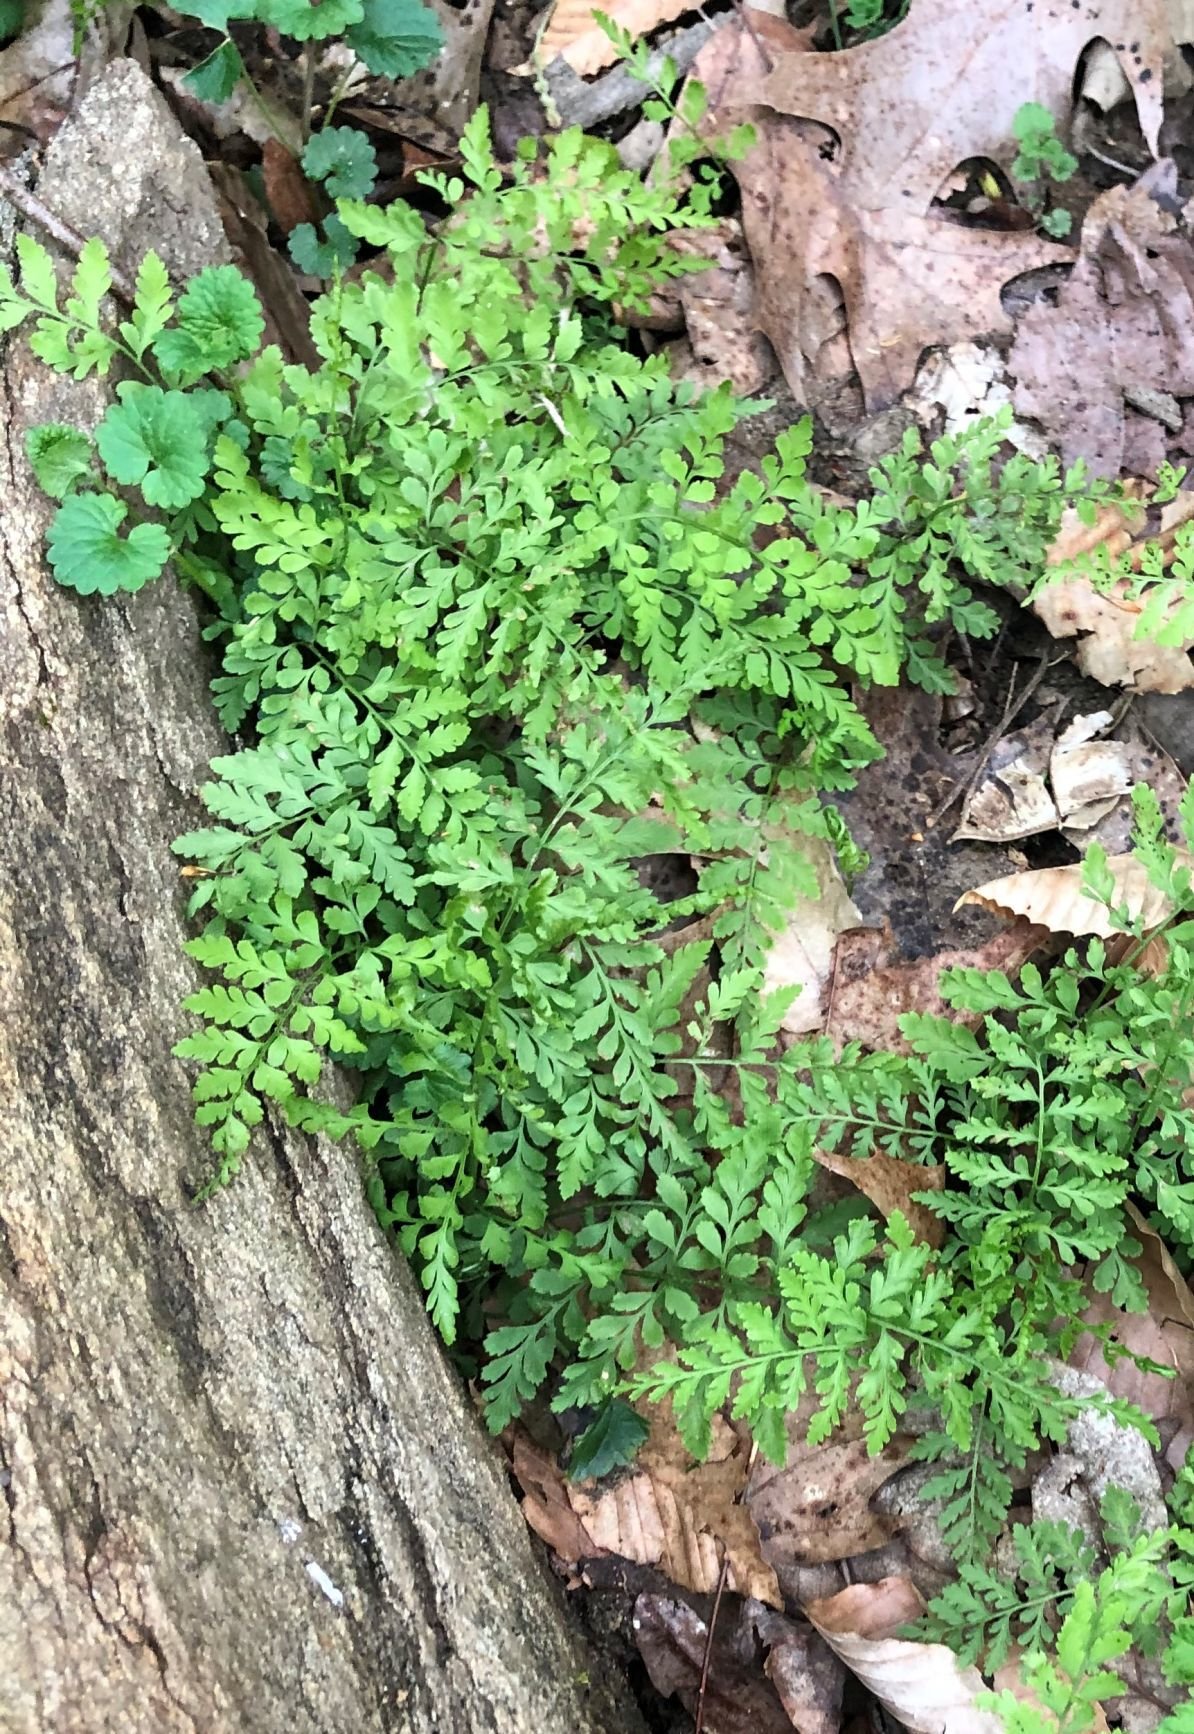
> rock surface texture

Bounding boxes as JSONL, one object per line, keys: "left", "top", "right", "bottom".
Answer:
{"left": 0, "top": 60, "right": 638, "bottom": 1734}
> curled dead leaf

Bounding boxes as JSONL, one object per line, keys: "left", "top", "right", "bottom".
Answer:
{"left": 806, "top": 1577, "right": 1004, "bottom": 1734}
{"left": 956, "top": 853, "right": 1180, "bottom": 938}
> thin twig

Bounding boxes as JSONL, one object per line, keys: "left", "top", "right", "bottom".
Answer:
{"left": 694, "top": 1441, "right": 758, "bottom": 1734}
{"left": 0, "top": 165, "right": 136, "bottom": 302}
{"left": 927, "top": 648, "right": 1059, "bottom": 828}
{"left": 735, "top": 0, "right": 775, "bottom": 72}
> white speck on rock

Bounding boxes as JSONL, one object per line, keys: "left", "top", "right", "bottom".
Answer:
{"left": 305, "top": 1560, "right": 345, "bottom": 1609}
{"left": 277, "top": 1518, "right": 302, "bottom": 1545}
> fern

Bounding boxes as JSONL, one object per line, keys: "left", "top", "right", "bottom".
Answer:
{"left": 14, "top": 108, "right": 1110, "bottom": 1454}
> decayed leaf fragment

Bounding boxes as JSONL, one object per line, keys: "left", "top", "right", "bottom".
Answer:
{"left": 693, "top": 0, "right": 1170, "bottom": 408}
{"left": 748, "top": 1434, "right": 911, "bottom": 1566}
{"left": 954, "top": 711, "right": 1141, "bottom": 843}
{"left": 826, "top": 923, "right": 1044, "bottom": 1054}
{"left": 956, "top": 853, "right": 1181, "bottom": 937}
{"left": 805, "top": 1576, "right": 1004, "bottom": 1734}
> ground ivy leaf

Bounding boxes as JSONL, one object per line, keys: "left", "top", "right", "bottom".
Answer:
{"left": 153, "top": 265, "right": 264, "bottom": 386}
{"left": 302, "top": 126, "right": 378, "bottom": 200}
{"left": 567, "top": 1398, "right": 649, "bottom": 1481}
{"left": 258, "top": 0, "right": 364, "bottom": 40}
{"left": 47, "top": 494, "right": 171, "bottom": 595}
{"left": 25, "top": 424, "right": 94, "bottom": 500}
{"left": 345, "top": 0, "right": 442, "bottom": 78}
{"left": 185, "top": 38, "right": 246, "bottom": 104}
{"left": 95, "top": 382, "right": 210, "bottom": 509}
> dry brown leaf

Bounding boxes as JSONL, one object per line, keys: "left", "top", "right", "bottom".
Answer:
{"left": 511, "top": 1431, "right": 603, "bottom": 1563}
{"left": 813, "top": 1149, "right": 945, "bottom": 1248}
{"left": 748, "top": 1437, "right": 911, "bottom": 1566}
{"left": 1011, "top": 166, "right": 1194, "bottom": 477}
{"left": 762, "top": 833, "right": 861, "bottom": 1036}
{"left": 570, "top": 1406, "right": 782, "bottom": 1606}
{"left": 956, "top": 853, "right": 1181, "bottom": 937}
{"left": 537, "top": 0, "right": 693, "bottom": 76}
{"left": 1035, "top": 574, "right": 1194, "bottom": 692}
{"left": 1037, "top": 488, "right": 1194, "bottom": 693}
{"left": 260, "top": 138, "right": 319, "bottom": 235}
{"left": 806, "top": 1577, "right": 1004, "bottom": 1734}
{"left": 693, "top": 0, "right": 1169, "bottom": 409}
{"left": 826, "top": 923, "right": 1045, "bottom": 1054}
{"left": 1072, "top": 1202, "right": 1194, "bottom": 1470}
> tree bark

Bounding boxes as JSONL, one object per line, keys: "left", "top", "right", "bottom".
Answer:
{"left": 0, "top": 62, "right": 640, "bottom": 1734}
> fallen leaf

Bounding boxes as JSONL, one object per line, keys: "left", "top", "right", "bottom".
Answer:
{"left": 511, "top": 1431, "right": 602, "bottom": 1563}
{"left": 826, "top": 923, "right": 1045, "bottom": 1054}
{"left": 537, "top": 0, "right": 694, "bottom": 77}
{"left": 633, "top": 1595, "right": 835, "bottom": 1734}
{"left": 260, "top": 139, "right": 319, "bottom": 235}
{"left": 693, "top": 0, "right": 1170, "bottom": 408}
{"left": 748, "top": 1436, "right": 911, "bottom": 1567}
{"left": 1010, "top": 165, "right": 1194, "bottom": 478}
{"left": 806, "top": 1577, "right": 1004, "bottom": 1734}
{"left": 762, "top": 833, "right": 861, "bottom": 1036}
{"left": 569, "top": 1404, "right": 782, "bottom": 1606}
{"left": 1072, "top": 1202, "right": 1194, "bottom": 1470}
{"left": 956, "top": 852, "right": 1183, "bottom": 937}
{"left": 813, "top": 1149, "right": 945, "bottom": 1249}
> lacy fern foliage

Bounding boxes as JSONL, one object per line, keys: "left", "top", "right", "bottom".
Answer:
{"left": 11, "top": 109, "right": 1106, "bottom": 1455}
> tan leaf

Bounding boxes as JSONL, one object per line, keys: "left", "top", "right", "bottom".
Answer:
{"left": 805, "top": 1577, "right": 1004, "bottom": 1734}
{"left": 692, "top": 1, "right": 1170, "bottom": 408}
{"left": 826, "top": 924, "right": 1045, "bottom": 1056}
{"left": 1039, "top": 488, "right": 1194, "bottom": 693}
{"left": 511, "top": 1431, "right": 603, "bottom": 1563}
{"left": 748, "top": 1436, "right": 911, "bottom": 1566}
{"left": 813, "top": 1149, "right": 945, "bottom": 1249}
{"left": 537, "top": 0, "right": 694, "bottom": 77}
{"left": 1072, "top": 1201, "right": 1194, "bottom": 1470}
{"left": 1011, "top": 171, "right": 1194, "bottom": 478}
{"left": 956, "top": 853, "right": 1180, "bottom": 938}
{"left": 569, "top": 1407, "right": 782, "bottom": 1606}
{"left": 762, "top": 833, "right": 861, "bottom": 1036}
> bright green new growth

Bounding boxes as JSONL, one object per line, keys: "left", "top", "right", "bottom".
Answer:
{"left": 11, "top": 100, "right": 1192, "bottom": 1729}
{"left": 5, "top": 104, "right": 1103, "bottom": 1432}
{"left": 1010, "top": 100, "right": 1078, "bottom": 239}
